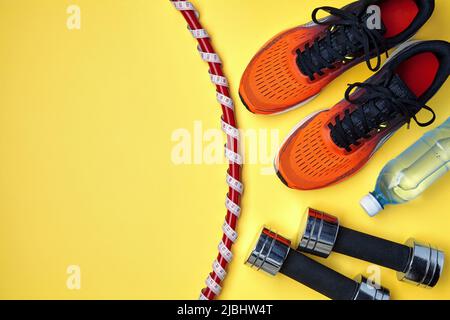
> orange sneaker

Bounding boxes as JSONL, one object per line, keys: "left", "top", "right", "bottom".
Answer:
{"left": 239, "top": 0, "right": 435, "bottom": 115}
{"left": 275, "top": 40, "right": 450, "bottom": 190}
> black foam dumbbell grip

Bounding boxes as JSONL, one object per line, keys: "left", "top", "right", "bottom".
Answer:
{"left": 333, "top": 226, "right": 411, "bottom": 272}
{"left": 280, "top": 249, "right": 359, "bottom": 300}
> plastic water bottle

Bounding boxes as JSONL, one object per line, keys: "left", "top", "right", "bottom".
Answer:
{"left": 360, "top": 117, "right": 450, "bottom": 217}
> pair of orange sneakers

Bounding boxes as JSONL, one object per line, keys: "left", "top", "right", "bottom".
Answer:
{"left": 240, "top": 0, "right": 449, "bottom": 190}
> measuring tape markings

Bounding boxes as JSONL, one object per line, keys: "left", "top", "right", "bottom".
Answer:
{"left": 171, "top": 0, "right": 243, "bottom": 300}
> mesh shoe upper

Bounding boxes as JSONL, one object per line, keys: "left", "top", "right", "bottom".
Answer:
{"left": 240, "top": 0, "right": 435, "bottom": 115}
{"left": 276, "top": 40, "right": 449, "bottom": 190}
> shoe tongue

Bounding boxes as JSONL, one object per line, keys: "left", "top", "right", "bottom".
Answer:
{"left": 330, "top": 74, "right": 418, "bottom": 149}
{"left": 311, "top": 13, "right": 387, "bottom": 67}
{"left": 387, "top": 73, "right": 417, "bottom": 100}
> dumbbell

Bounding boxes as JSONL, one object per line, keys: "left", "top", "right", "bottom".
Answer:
{"left": 297, "top": 208, "right": 444, "bottom": 288}
{"left": 246, "top": 227, "right": 390, "bottom": 300}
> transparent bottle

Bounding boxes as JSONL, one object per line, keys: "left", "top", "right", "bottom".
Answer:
{"left": 360, "top": 117, "right": 450, "bottom": 217}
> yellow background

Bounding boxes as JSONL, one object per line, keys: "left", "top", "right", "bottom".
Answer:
{"left": 0, "top": 0, "right": 449, "bottom": 300}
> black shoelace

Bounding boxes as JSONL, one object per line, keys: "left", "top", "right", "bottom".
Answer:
{"left": 297, "top": 5, "right": 387, "bottom": 81}
{"left": 329, "top": 72, "right": 436, "bottom": 152}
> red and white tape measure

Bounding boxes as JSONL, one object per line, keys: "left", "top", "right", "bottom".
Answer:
{"left": 171, "top": 0, "right": 243, "bottom": 300}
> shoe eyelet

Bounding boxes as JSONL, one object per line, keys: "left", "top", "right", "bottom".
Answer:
{"left": 377, "top": 122, "right": 389, "bottom": 132}
{"left": 342, "top": 54, "right": 355, "bottom": 65}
